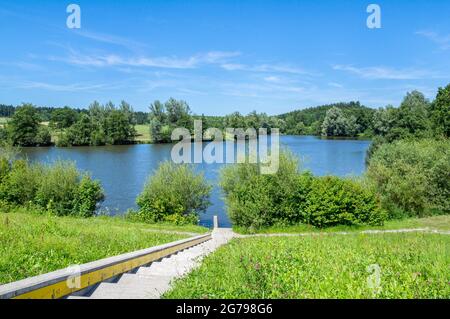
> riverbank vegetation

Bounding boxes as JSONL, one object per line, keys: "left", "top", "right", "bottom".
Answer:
{"left": 165, "top": 233, "right": 449, "bottom": 298}
{"left": 367, "top": 138, "right": 449, "bottom": 218}
{"left": 0, "top": 211, "right": 206, "bottom": 285}
{"left": 0, "top": 148, "right": 104, "bottom": 217}
{"left": 221, "top": 137, "right": 449, "bottom": 232}
{"left": 218, "top": 84, "right": 449, "bottom": 232}
{"left": 220, "top": 150, "right": 386, "bottom": 230}
{"left": 129, "top": 161, "right": 212, "bottom": 225}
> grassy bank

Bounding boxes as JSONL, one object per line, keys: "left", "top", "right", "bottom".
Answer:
{"left": 233, "top": 215, "right": 450, "bottom": 234}
{"left": 165, "top": 232, "right": 450, "bottom": 299}
{"left": 135, "top": 124, "right": 151, "bottom": 143}
{"left": 0, "top": 211, "right": 207, "bottom": 284}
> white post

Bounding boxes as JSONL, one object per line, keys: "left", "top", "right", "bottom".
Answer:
{"left": 213, "top": 215, "right": 218, "bottom": 229}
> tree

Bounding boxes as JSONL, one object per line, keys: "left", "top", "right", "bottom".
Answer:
{"left": 224, "top": 112, "right": 246, "bottom": 128}
{"left": 7, "top": 104, "right": 41, "bottom": 146}
{"left": 148, "top": 98, "right": 193, "bottom": 143}
{"left": 104, "top": 109, "right": 135, "bottom": 144}
{"left": 396, "top": 90, "right": 430, "bottom": 135}
{"left": 50, "top": 107, "right": 78, "bottom": 130}
{"left": 293, "top": 122, "right": 307, "bottom": 135}
{"left": 88, "top": 101, "right": 106, "bottom": 128}
{"left": 149, "top": 100, "right": 168, "bottom": 143}
{"left": 345, "top": 115, "right": 359, "bottom": 137}
{"left": 165, "top": 98, "right": 192, "bottom": 129}
{"left": 65, "top": 114, "right": 93, "bottom": 146}
{"left": 430, "top": 84, "right": 450, "bottom": 137}
{"left": 35, "top": 126, "right": 52, "bottom": 146}
{"left": 321, "top": 107, "right": 351, "bottom": 137}
{"left": 372, "top": 106, "right": 398, "bottom": 137}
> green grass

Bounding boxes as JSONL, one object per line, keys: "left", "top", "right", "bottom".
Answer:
{"left": 165, "top": 233, "right": 450, "bottom": 299}
{"left": 135, "top": 124, "right": 150, "bottom": 142}
{"left": 233, "top": 215, "right": 450, "bottom": 234}
{"left": 0, "top": 117, "right": 9, "bottom": 128}
{"left": 0, "top": 211, "right": 207, "bottom": 284}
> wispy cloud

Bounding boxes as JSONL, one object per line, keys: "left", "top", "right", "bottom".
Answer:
{"left": 328, "top": 82, "right": 344, "bottom": 88}
{"left": 416, "top": 30, "right": 450, "bottom": 50}
{"left": 221, "top": 63, "right": 314, "bottom": 75}
{"left": 54, "top": 50, "right": 241, "bottom": 69}
{"left": 263, "top": 76, "right": 282, "bottom": 83}
{"left": 17, "top": 81, "right": 112, "bottom": 92}
{"left": 333, "top": 64, "right": 440, "bottom": 80}
{"left": 71, "top": 30, "right": 147, "bottom": 50}
{"left": 0, "top": 61, "right": 44, "bottom": 71}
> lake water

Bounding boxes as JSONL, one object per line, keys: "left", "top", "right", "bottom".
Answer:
{"left": 21, "top": 136, "right": 371, "bottom": 228}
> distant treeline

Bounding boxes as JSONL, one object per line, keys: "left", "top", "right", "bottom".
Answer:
{"left": 278, "top": 101, "right": 375, "bottom": 136}
{"left": 0, "top": 101, "right": 138, "bottom": 147}
{"left": 0, "top": 104, "right": 149, "bottom": 125}
{"left": 1, "top": 83, "right": 448, "bottom": 147}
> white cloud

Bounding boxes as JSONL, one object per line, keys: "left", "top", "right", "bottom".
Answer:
{"left": 263, "top": 76, "right": 281, "bottom": 83}
{"left": 416, "top": 30, "right": 450, "bottom": 50}
{"left": 72, "top": 30, "right": 147, "bottom": 50}
{"left": 220, "top": 63, "right": 246, "bottom": 71}
{"left": 17, "top": 81, "right": 111, "bottom": 92}
{"left": 55, "top": 50, "right": 241, "bottom": 70}
{"left": 333, "top": 64, "right": 440, "bottom": 80}
{"left": 328, "top": 82, "right": 343, "bottom": 88}
{"left": 221, "top": 62, "right": 314, "bottom": 75}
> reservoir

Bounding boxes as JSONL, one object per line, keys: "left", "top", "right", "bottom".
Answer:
{"left": 22, "top": 135, "right": 371, "bottom": 227}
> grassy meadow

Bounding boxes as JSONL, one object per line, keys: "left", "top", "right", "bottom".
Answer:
{"left": 165, "top": 232, "right": 450, "bottom": 299}
{"left": 0, "top": 211, "right": 207, "bottom": 284}
{"left": 134, "top": 124, "right": 151, "bottom": 143}
{"left": 233, "top": 215, "right": 450, "bottom": 234}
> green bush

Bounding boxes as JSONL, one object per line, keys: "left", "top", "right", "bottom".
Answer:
{"left": 220, "top": 151, "right": 386, "bottom": 230}
{"left": 0, "top": 159, "right": 42, "bottom": 205}
{"left": 220, "top": 151, "right": 311, "bottom": 229}
{"left": 0, "top": 154, "right": 104, "bottom": 217}
{"left": 135, "top": 161, "right": 211, "bottom": 224}
{"left": 304, "top": 176, "right": 386, "bottom": 227}
{"left": 72, "top": 175, "right": 104, "bottom": 217}
{"left": 35, "top": 126, "right": 52, "bottom": 146}
{"left": 367, "top": 138, "right": 450, "bottom": 217}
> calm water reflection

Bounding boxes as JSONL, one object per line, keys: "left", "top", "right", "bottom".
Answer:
{"left": 21, "top": 136, "right": 371, "bottom": 227}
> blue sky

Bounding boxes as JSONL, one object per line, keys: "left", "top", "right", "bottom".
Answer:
{"left": 1, "top": 0, "right": 450, "bottom": 115}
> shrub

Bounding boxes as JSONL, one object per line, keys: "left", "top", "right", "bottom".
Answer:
{"left": 220, "top": 150, "right": 386, "bottom": 230}
{"left": 72, "top": 175, "right": 104, "bottom": 217}
{"left": 0, "top": 155, "right": 104, "bottom": 217}
{"left": 0, "top": 159, "right": 42, "bottom": 205}
{"left": 220, "top": 151, "right": 311, "bottom": 229}
{"left": 35, "top": 126, "right": 52, "bottom": 146}
{"left": 35, "top": 161, "right": 81, "bottom": 215}
{"left": 55, "top": 133, "right": 71, "bottom": 147}
{"left": 135, "top": 162, "right": 211, "bottom": 224}
{"left": 304, "top": 176, "right": 386, "bottom": 227}
{"left": 367, "top": 138, "right": 450, "bottom": 217}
